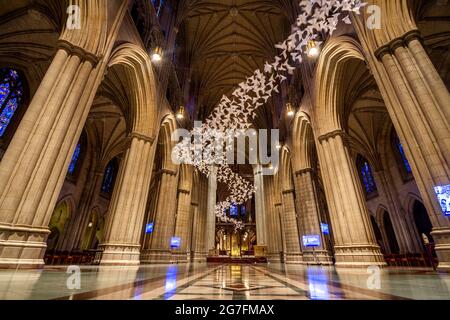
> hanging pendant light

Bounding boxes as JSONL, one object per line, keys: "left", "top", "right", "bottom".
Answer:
{"left": 286, "top": 102, "right": 295, "bottom": 117}
{"left": 177, "top": 106, "right": 185, "bottom": 119}
{"left": 307, "top": 40, "right": 320, "bottom": 58}
{"left": 151, "top": 46, "right": 163, "bottom": 62}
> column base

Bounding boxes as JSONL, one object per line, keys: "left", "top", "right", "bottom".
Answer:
{"left": 284, "top": 252, "right": 304, "bottom": 264}
{"left": 432, "top": 228, "right": 450, "bottom": 272}
{"left": 191, "top": 251, "right": 207, "bottom": 263}
{"left": 171, "top": 251, "right": 189, "bottom": 264}
{"left": 302, "top": 250, "right": 334, "bottom": 265}
{"left": 0, "top": 225, "right": 48, "bottom": 269}
{"left": 140, "top": 249, "right": 172, "bottom": 264}
{"left": 267, "top": 252, "right": 282, "bottom": 263}
{"left": 334, "top": 244, "right": 386, "bottom": 268}
{"left": 99, "top": 243, "right": 141, "bottom": 266}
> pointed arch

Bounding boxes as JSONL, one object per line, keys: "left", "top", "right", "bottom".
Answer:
{"left": 158, "top": 115, "right": 179, "bottom": 172}
{"left": 291, "top": 111, "right": 315, "bottom": 172}
{"left": 278, "top": 147, "right": 294, "bottom": 192}
{"left": 107, "top": 43, "right": 159, "bottom": 138}
{"left": 313, "top": 36, "right": 367, "bottom": 136}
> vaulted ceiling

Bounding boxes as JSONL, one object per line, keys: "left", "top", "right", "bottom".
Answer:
{"left": 176, "top": 0, "right": 299, "bottom": 124}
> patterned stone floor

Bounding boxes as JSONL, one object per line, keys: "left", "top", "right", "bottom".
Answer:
{"left": 0, "top": 263, "right": 449, "bottom": 300}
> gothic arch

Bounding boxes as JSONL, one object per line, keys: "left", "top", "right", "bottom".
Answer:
{"left": 278, "top": 147, "right": 294, "bottom": 192}
{"left": 291, "top": 111, "right": 315, "bottom": 172}
{"left": 158, "top": 115, "right": 179, "bottom": 172}
{"left": 107, "top": 43, "right": 159, "bottom": 139}
{"left": 313, "top": 36, "right": 367, "bottom": 136}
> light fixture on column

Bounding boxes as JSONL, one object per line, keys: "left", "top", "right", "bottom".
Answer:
{"left": 307, "top": 40, "right": 320, "bottom": 58}
{"left": 151, "top": 46, "right": 163, "bottom": 62}
{"left": 276, "top": 143, "right": 282, "bottom": 150}
{"left": 286, "top": 103, "right": 295, "bottom": 117}
{"left": 176, "top": 106, "right": 185, "bottom": 119}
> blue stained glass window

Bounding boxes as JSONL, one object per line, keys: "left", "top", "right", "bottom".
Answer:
{"left": 397, "top": 141, "right": 412, "bottom": 174}
{"left": 102, "top": 160, "right": 117, "bottom": 194}
{"left": 357, "top": 155, "right": 377, "bottom": 196}
{"left": 67, "top": 143, "right": 82, "bottom": 176}
{"left": 360, "top": 160, "right": 377, "bottom": 195}
{"left": 0, "top": 68, "right": 24, "bottom": 137}
{"left": 241, "top": 205, "right": 246, "bottom": 216}
{"left": 230, "top": 204, "right": 238, "bottom": 217}
{"left": 152, "top": 0, "right": 165, "bottom": 17}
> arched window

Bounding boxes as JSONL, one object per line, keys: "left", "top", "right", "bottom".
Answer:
{"left": 0, "top": 68, "right": 24, "bottom": 137}
{"left": 152, "top": 0, "right": 165, "bottom": 17}
{"left": 101, "top": 158, "right": 118, "bottom": 195}
{"left": 391, "top": 130, "right": 413, "bottom": 181}
{"left": 356, "top": 155, "right": 378, "bottom": 198}
{"left": 67, "top": 132, "right": 86, "bottom": 180}
{"left": 68, "top": 143, "right": 81, "bottom": 175}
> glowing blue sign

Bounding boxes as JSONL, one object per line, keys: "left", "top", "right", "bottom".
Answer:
{"left": 230, "top": 204, "right": 238, "bottom": 217}
{"left": 320, "top": 223, "right": 330, "bottom": 235}
{"left": 303, "top": 235, "right": 321, "bottom": 248}
{"left": 170, "top": 237, "right": 181, "bottom": 248}
{"left": 434, "top": 184, "right": 450, "bottom": 216}
{"left": 145, "top": 223, "right": 154, "bottom": 234}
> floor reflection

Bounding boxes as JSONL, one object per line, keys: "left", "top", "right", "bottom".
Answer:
{"left": 0, "top": 263, "right": 448, "bottom": 300}
{"left": 306, "top": 267, "right": 331, "bottom": 300}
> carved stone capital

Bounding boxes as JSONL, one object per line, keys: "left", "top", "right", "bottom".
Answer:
{"left": 282, "top": 189, "right": 295, "bottom": 195}
{"left": 374, "top": 29, "right": 422, "bottom": 60}
{"left": 129, "top": 132, "right": 156, "bottom": 144}
{"left": 161, "top": 168, "right": 178, "bottom": 176}
{"left": 318, "top": 129, "right": 347, "bottom": 143}
{"left": 58, "top": 40, "right": 101, "bottom": 66}
{"left": 295, "top": 168, "right": 314, "bottom": 176}
{"left": 178, "top": 188, "right": 190, "bottom": 195}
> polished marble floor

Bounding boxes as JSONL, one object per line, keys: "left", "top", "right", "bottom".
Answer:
{"left": 0, "top": 263, "right": 449, "bottom": 300}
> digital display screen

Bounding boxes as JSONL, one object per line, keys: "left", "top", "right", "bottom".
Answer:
{"left": 230, "top": 204, "right": 238, "bottom": 217}
{"left": 321, "top": 223, "right": 330, "bottom": 235}
{"left": 170, "top": 237, "right": 181, "bottom": 248}
{"left": 435, "top": 184, "right": 450, "bottom": 216}
{"left": 145, "top": 223, "right": 154, "bottom": 234}
{"left": 303, "top": 235, "right": 321, "bottom": 247}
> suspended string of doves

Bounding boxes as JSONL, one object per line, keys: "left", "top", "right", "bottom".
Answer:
{"left": 174, "top": 0, "right": 367, "bottom": 230}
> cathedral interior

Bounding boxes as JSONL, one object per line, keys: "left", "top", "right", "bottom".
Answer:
{"left": 0, "top": 0, "right": 449, "bottom": 301}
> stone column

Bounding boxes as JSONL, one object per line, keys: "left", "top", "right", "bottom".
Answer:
{"left": 143, "top": 169, "right": 179, "bottom": 264}
{"left": 61, "top": 169, "right": 105, "bottom": 252}
{"left": 317, "top": 131, "right": 386, "bottom": 268}
{"left": 193, "top": 175, "right": 208, "bottom": 262}
{"left": 205, "top": 167, "right": 217, "bottom": 254}
{"left": 281, "top": 189, "right": 303, "bottom": 264}
{"left": 294, "top": 168, "right": 333, "bottom": 265}
{"left": 172, "top": 189, "right": 193, "bottom": 263}
{"left": 254, "top": 166, "right": 267, "bottom": 245}
{"left": 0, "top": 47, "right": 102, "bottom": 268}
{"left": 99, "top": 134, "right": 155, "bottom": 266}
{"left": 263, "top": 175, "right": 283, "bottom": 262}
{"left": 354, "top": 14, "right": 450, "bottom": 269}
{"left": 378, "top": 38, "right": 450, "bottom": 270}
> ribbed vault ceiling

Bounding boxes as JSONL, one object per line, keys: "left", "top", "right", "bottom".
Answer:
{"left": 178, "top": 0, "right": 297, "bottom": 122}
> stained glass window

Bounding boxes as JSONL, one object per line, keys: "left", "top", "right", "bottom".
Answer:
{"left": 0, "top": 68, "right": 24, "bottom": 137}
{"left": 357, "top": 155, "right": 377, "bottom": 196}
{"left": 152, "top": 0, "right": 165, "bottom": 17}
{"left": 230, "top": 204, "right": 238, "bottom": 217}
{"left": 396, "top": 138, "right": 412, "bottom": 174}
{"left": 67, "top": 143, "right": 81, "bottom": 176}
{"left": 101, "top": 159, "right": 118, "bottom": 195}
